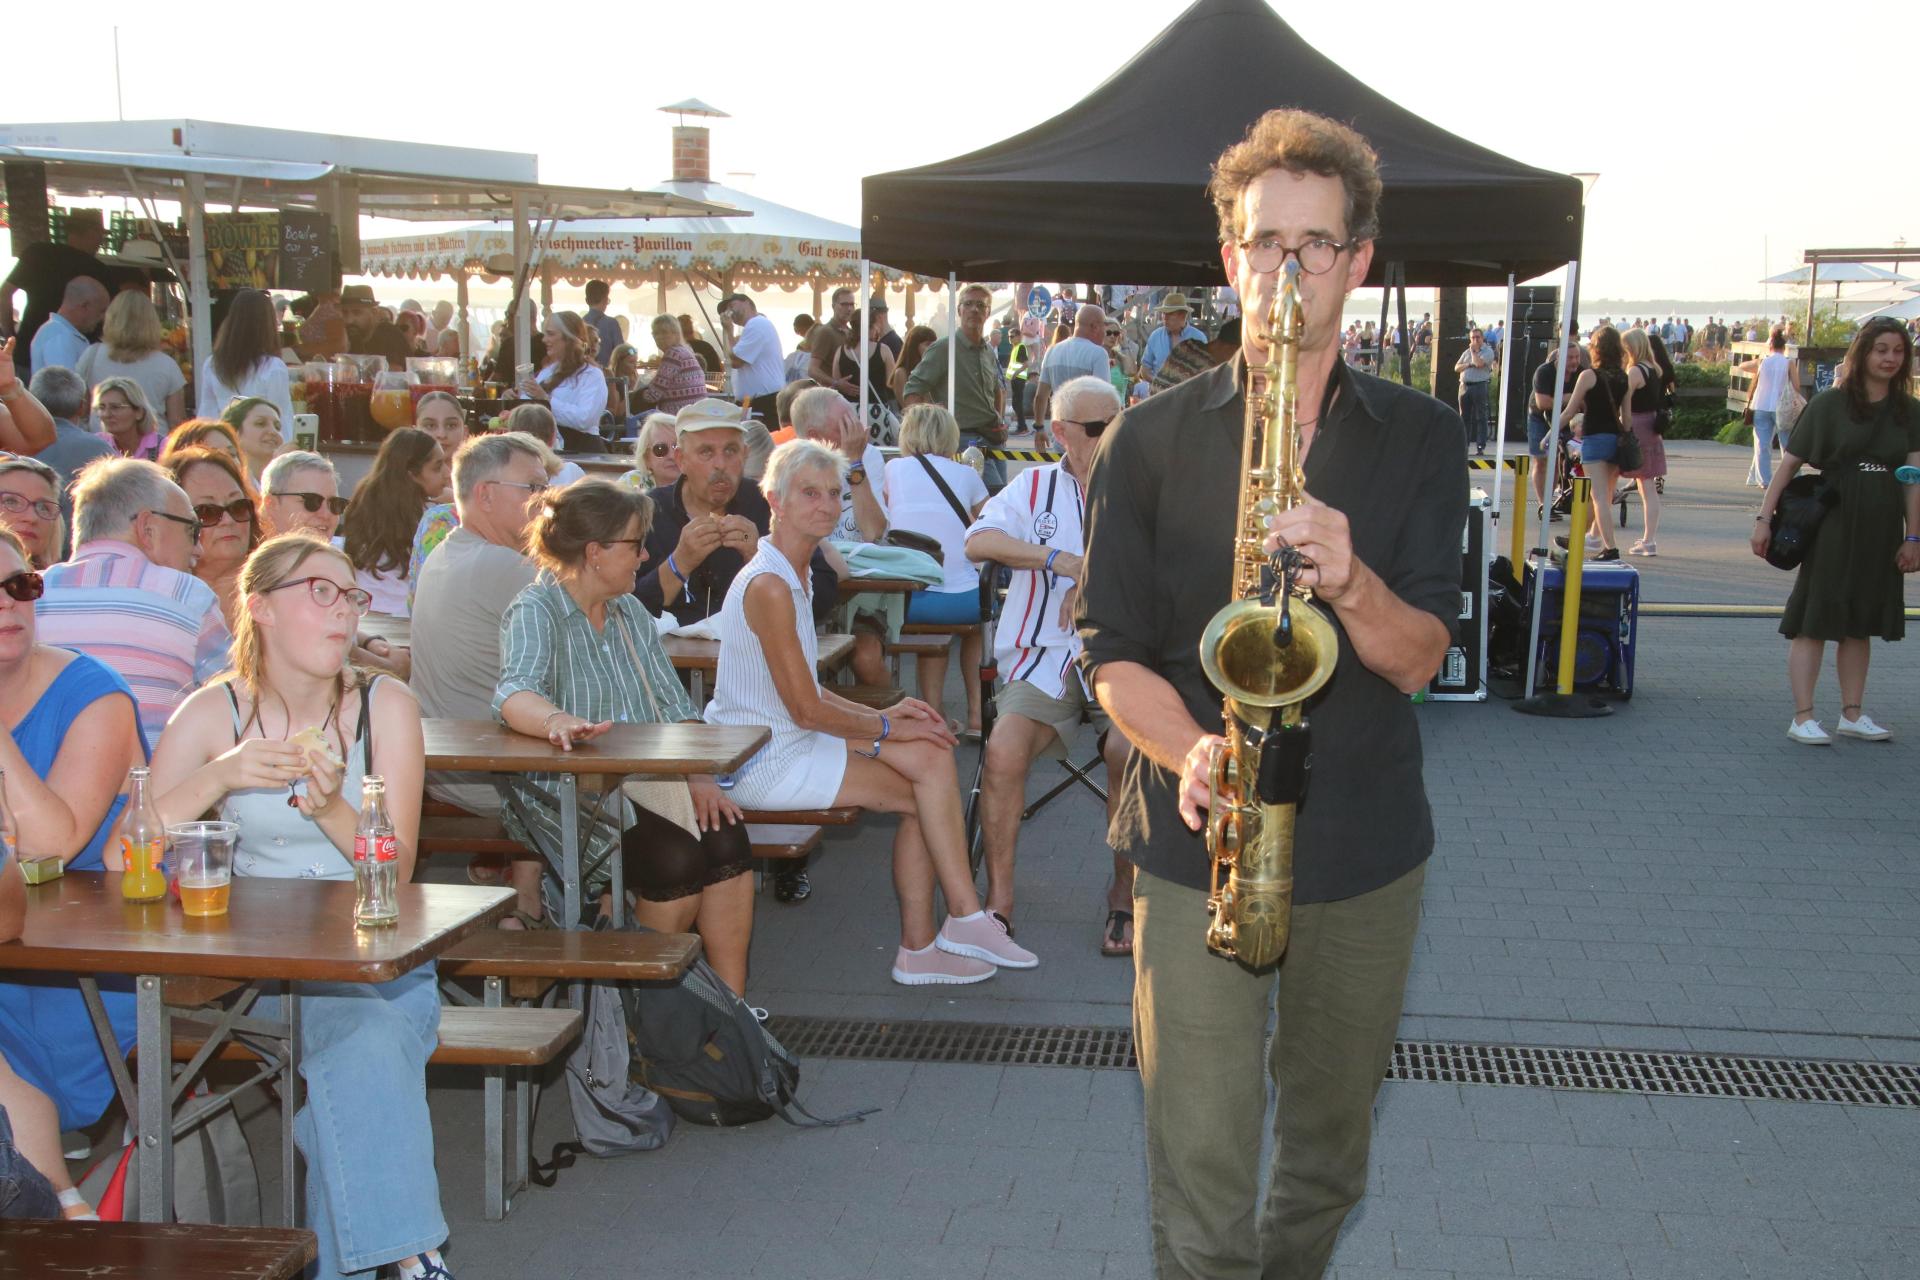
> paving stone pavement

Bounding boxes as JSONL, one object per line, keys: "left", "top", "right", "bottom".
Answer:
{"left": 262, "top": 440, "right": 1920, "bottom": 1278}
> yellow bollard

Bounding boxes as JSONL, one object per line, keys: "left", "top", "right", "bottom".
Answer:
{"left": 1509, "top": 456, "right": 1530, "bottom": 571}
{"left": 1555, "top": 477, "right": 1590, "bottom": 696}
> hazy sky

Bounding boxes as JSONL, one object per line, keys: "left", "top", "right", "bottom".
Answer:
{"left": 5, "top": 0, "right": 1912, "bottom": 303}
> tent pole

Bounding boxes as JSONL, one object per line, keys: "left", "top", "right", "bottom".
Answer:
{"left": 456, "top": 272, "right": 470, "bottom": 363}
{"left": 1805, "top": 260, "right": 1819, "bottom": 343}
{"left": 1375, "top": 277, "right": 1389, "bottom": 374}
{"left": 946, "top": 272, "right": 957, "bottom": 414}
{"left": 1522, "top": 258, "right": 1578, "bottom": 699}
{"left": 511, "top": 193, "right": 531, "bottom": 374}
{"left": 858, "top": 260, "right": 871, "bottom": 440}
{"left": 183, "top": 173, "right": 213, "bottom": 379}
{"left": 1394, "top": 264, "right": 1411, "bottom": 385}
{"left": 1491, "top": 272, "right": 1516, "bottom": 528}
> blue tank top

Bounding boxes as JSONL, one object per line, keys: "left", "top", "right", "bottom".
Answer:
{"left": 12, "top": 651, "right": 146, "bottom": 870}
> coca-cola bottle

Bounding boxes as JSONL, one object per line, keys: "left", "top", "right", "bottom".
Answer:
{"left": 120, "top": 767, "right": 167, "bottom": 904}
{"left": 352, "top": 775, "right": 399, "bottom": 927}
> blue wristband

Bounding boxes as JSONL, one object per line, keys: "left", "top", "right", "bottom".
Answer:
{"left": 1906, "top": 535, "right": 1920, "bottom": 544}
{"left": 1045, "top": 548, "right": 1060, "bottom": 573}
{"left": 880, "top": 714, "right": 891, "bottom": 742}
{"left": 666, "top": 553, "right": 691, "bottom": 602}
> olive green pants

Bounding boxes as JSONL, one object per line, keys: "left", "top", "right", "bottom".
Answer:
{"left": 1132, "top": 861, "right": 1425, "bottom": 1280}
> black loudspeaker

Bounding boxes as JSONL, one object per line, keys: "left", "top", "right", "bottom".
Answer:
{"left": 1428, "top": 502, "right": 1489, "bottom": 700}
{"left": 1500, "top": 289, "right": 1563, "bottom": 445}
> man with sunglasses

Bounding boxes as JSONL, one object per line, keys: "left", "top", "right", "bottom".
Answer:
{"left": 903, "top": 283, "right": 1010, "bottom": 490}
{"left": 1078, "top": 110, "right": 1467, "bottom": 1280}
{"left": 260, "top": 450, "right": 348, "bottom": 541}
{"left": 964, "top": 375, "right": 1136, "bottom": 955}
{"left": 35, "top": 458, "right": 230, "bottom": 744}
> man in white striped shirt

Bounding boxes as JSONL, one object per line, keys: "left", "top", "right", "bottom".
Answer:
{"left": 964, "top": 376, "right": 1136, "bottom": 956}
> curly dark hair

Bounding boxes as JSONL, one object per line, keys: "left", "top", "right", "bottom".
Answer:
{"left": 1208, "top": 109, "right": 1383, "bottom": 246}
{"left": 341, "top": 427, "right": 438, "bottom": 576}
{"left": 1587, "top": 325, "right": 1626, "bottom": 371}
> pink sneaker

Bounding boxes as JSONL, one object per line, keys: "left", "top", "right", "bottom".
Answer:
{"left": 891, "top": 943, "right": 995, "bottom": 986}
{"left": 936, "top": 911, "right": 1039, "bottom": 969}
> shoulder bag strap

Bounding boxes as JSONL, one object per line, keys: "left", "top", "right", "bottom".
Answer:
{"left": 915, "top": 455, "right": 973, "bottom": 528}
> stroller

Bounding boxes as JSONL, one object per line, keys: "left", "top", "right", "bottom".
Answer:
{"left": 1548, "top": 423, "right": 1633, "bottom": 532}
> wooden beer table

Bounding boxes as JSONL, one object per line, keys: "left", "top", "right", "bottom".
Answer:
{"left": 1, "top": 874, "right": 511, "bottom": 1226}
{"left": 836, "top": 574, "right": 926, "bottom": 605}
{"left": 420, "top": 720, "right": 767, "bottom": 928}
{"left": 664, "top": 632, "right": 856, "bottom": 702}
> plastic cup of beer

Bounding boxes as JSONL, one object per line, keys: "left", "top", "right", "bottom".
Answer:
{"left": 169, "top": 821, "right": 238, "bottom": 917}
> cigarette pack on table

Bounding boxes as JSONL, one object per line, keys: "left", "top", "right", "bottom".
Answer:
{"left": 20, "top": 855, "right": 63, "bottom": 885}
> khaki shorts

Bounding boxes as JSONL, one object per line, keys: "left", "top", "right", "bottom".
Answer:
{"left": 995, "top": 676, "right": 1110, "bottom": 759}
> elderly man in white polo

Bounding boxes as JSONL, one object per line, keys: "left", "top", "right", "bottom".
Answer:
{"left": 1138, "top": 292, "right": 1207, "bottom": 378}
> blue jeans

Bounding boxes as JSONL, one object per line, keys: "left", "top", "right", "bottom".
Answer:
{"left": 1749, "top": 409, "right": 1778, "bottom": 486}
{"left": 255, "top": 965, "right": 445, "bottom": 1278}
{"left": 1458, "top": 380, "right": 1491, "bottom": 449}
{"left": 0, "top": 1106, "right": 59, "bottom": 1220}
{"left": 961, "top": 432, "right": 1008, "bottom": 492}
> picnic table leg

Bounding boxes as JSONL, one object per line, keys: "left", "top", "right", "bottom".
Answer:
{"left": 482, "top": 976, "right": 506, "bottom": 1221}
{"left": 134, "top": 974, "right": 172, "bottom": 1222}
{"left": 558, "top": 772, "right": 580, "bottom": 930}
{"left": 283, "top": 992, "right": 303, "bottom": 1227}
{"left": 689, "top": 670, "right": 705, "bottom": 704}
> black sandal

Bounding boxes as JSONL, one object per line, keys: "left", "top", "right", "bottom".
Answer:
{"left": 1101, "top": 909, "right": 1134, "bottom": 958}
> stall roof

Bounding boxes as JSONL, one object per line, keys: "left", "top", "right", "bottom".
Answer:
{"left": 0, "top": 120, "right": 741, "bottom": 222}
{"left": 860, "top": 0, "right": 1583, "bottom": 286}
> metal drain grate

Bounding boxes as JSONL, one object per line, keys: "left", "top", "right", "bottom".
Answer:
{"left": 766, "top": 1016, "right": 1920, "bottom": 1108}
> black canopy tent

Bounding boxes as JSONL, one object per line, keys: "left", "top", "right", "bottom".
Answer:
{"left": 860, "top": 0, "right": 1583, "bottom": 289}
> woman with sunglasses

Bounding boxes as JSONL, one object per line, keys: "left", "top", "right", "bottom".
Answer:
{"left": 0, "top": 524, "right": 146, "bottom": 1220}
{"left": 149, "top": 534, "right": 458, "bottom": 1280}
{"left": 0, "top": 456, "right": 62, "bottom": 568}
{"left": 167, "top": 446, "right": 261, "bottom": 634}
{"left": 493, "top": 480, "right": 754, "bottom": 991}
{"left": 340, "top": 427, "right": 448, "bottom": 618}
{"left": 414, "top": 391, "right": 469, "bottom": 459}
{"left": 625, "top": 411, "right": 681, "bottom": 491}
{"left": 219, "top": 396, "right": 287, "bottom": 485}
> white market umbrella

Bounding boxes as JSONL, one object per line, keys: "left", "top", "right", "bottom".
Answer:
{"left": 1761, "top": 263, "right": 1910, "bottom": 285}
{"left": 1860, "top": 296, "right": 1920, "bottom": 321}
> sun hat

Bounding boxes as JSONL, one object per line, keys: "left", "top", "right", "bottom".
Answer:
{"left": 1156, "top": 292, "right": 1193, "bottom": 315}
{"left": 674, "top": 398, "right": 747, "bottom": 438}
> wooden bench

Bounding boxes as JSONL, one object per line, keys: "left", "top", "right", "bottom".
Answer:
{"left": 419, "top": 807, "right": 828, "bottom": 865}
{"left": 0, "top": 1221, "right": 316, "bottom": 1279}
{"left": 170, "top": 1006, "right": 582, "bottom": 1223}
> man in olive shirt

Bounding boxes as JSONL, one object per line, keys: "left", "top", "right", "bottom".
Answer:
{"left": 902, "top": 282, "right": 1009, "bottom": 489}
{"left": 1078, "top": 110, "right": 1468, "bottom": 1280}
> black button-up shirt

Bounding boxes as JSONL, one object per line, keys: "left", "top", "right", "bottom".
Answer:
{"left": 633, "top": 475, "right": 839, "bottom": 627}
{"left": 1078, "top": 356, "right": 1468, "bottom": 903}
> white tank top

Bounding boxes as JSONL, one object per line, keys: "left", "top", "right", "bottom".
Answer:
{"left": 703, "top": 543, "right": 819, "bottom": 791}
{"left": 1752, "top": 353, "right": 1791, "bottom": 413}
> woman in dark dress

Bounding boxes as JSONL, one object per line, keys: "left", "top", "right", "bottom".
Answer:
{"left": 1751, "top": 318, "right": 1920, "bottom": 745}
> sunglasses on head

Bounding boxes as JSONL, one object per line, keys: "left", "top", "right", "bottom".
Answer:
{"left": 1, "top": 570, "right": 45, "bottom": 603}
{"left": 271, "top": 491, "right": 348, "bottom": 515}
{"left": 193, "top": 498, "right": 256, "bottom": 526}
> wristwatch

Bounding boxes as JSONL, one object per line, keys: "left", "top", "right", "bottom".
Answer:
{"left": 848, "top": 469, "right": 867, "bottom": 486}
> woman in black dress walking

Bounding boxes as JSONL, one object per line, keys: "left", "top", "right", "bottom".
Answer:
{"left": 1750, "top": 319, "right": 1920, "bottom": 745}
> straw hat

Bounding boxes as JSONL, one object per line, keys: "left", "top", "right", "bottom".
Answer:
{"left": 674, "top": 398, "right": 747, "bottom": 438}
{"left": 1156, "top": 292, "right": 1193, "bottom": 316}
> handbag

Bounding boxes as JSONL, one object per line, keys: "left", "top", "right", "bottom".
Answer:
{"left": 1596, "top": 372, "right": 1642, "bottom": 472}
{"left": 1765, "top": 472, "right": 1839, "bottom": 570}
{"left": 1777, "top": 377, "right": 1807, "bottom": 436}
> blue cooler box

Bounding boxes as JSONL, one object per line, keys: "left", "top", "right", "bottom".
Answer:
{"left": 1523, "top": 558, "right": 1639, "bottom": 699}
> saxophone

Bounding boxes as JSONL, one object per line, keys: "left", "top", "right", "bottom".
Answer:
{"left": 1197, "top": 260, "right": 1340, "bottom": 967}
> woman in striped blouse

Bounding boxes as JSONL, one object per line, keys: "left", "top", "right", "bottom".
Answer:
{"left": 634, "top": 315, "right": 709, "bottom": 416}
{"left": 492, "top": 479, "right": 753, "bottom": 992}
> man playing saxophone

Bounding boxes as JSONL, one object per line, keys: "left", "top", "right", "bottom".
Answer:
{"left": 1077, "top": 109, "right": 1469, "bottom": 1280}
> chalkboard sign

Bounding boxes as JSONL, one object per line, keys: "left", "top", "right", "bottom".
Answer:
{"left": 3, "top": 161, "right": 50, "bottom": 257}
{"left": 277, "top": 210, "right": 332, "bottom": 293}
{"left": 1814, "top": 362, "right": 1837, "bottom": 395}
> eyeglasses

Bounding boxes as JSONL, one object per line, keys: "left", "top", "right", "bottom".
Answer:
{"left": 488, "top": 478, "right": 551, "bottom": 496}
{"left": 1238, "top": 236, "right": 1350, "bottom": 276}
{"left": 270, "top": 491, "right": 348, "bottom": 516}
{"left": 266, "top": 576, "right": 373, "bottom": 615}
{"left": 0, "top": 492, "right": 59, "bottom": 522}
{"left": 1064, "top": 418, "right": 1112, "bottom": 438}
{"left": 147, "top": 509, "right": 204, "bottom": 541}
{"left": 597, "top": 538, "right": 646, "bottom": 551}
{"left": 647, "top": 442, "right": 673, "bottom": 458}
{"left": 193, "top": 498, "right": 255, "bottom": 527}
{"left": 0, "top": 569, "right": 44, "bottom": 603}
